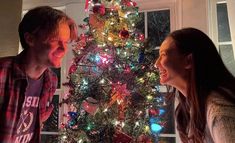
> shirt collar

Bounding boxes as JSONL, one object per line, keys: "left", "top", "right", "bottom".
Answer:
{"left": 12, "top": 50, "right": 57, "bottom": 87}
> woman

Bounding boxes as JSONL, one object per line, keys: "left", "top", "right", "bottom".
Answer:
{"left": 155, "top": 27, "right": 235, "bottom": 143}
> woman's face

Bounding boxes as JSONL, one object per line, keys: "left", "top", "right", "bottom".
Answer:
{"left": 155, "top": 37, "right": 191, "bottom": 88}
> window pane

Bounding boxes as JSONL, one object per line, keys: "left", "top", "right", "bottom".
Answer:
{"left": 51, "top": 68, "right": 61, "bottom": 89}
{"left": 161, "top": 93, "right": 175, "bottom": 134}
{"left": 159, "top": 137, "right": 176, "bottom": 143}
{"left": 155, "top": 51, "right": 175, "bottom": 135}
{"left": 147, "top": 10, "right": 170, "bottom": 48}
{"left": 41, "top": 134, "right": 58, "bottom": 143}
{"left": 219, "top": 44, "right": 235, "bottom": 76}
{"left": 217, "top": 3, "right": 231, "bottom": 42}
{"left": 42, "top": 95, "right": 59, "bottom": 132}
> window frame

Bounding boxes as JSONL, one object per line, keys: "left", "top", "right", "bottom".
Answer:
{"left": 137, "top": 0, "right": 180, "bottom": 142}
{"left": 208, "top": 0, "right": 235, "bottom": 76}
{"left": 21, "top": 1, "right": 181, "bottom": 142}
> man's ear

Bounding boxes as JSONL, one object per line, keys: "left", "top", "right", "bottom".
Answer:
{"left": 185, "top": 54, "right": 192, "bottom": 69}
{"left": 24, "top": 32, "right": 34, "bottom": 47}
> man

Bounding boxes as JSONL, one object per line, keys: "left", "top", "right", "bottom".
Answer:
{"left": 0, "top": 6, "right": 77, "bottom": 142}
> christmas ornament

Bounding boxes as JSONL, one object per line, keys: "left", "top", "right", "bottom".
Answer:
{"left": 93, "top": 4, "right": 106, "bottom": 15}
{"left": 137, "top": 134, "right": 152, "bottom": 143}
{"left": 108, "top": 83, "right": 130, "bottom": 107}
{"left": 69, "top": 64, "right": 77, "bottom": 74}
{"left": 81, "top": 97, "right": 99, "bottom": 115}
{"left": 119, "top": 29, "right": 129, "bottom": 39}
{"left": 113, "top": 129, "right": 132, "bottom": 143}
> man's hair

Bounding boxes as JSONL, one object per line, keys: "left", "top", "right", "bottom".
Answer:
{"left": 18, "top": 6, "right": 77, "bottom": 50}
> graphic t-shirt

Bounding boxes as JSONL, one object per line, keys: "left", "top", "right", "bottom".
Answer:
{"left": 15, "top": 76, "right": 43, "bottom": 143}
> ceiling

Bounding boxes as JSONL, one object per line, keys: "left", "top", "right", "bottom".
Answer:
{"left": 22, "top": 0, "right": 84, "bottom": 10}
{"left": 22, "top": 0, "right": 144, "bottom": 10}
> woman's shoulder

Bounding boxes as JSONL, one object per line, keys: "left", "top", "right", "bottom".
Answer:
{"left": 206, "top": 90, "right": 235, "bottom": 143}
{"left": 206, "top": 89, "right": 235, "bottom": 124}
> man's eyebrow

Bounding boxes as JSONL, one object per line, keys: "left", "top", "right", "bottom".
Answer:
{"left": 159, "top": 49, "right": 165, "bottom": 54}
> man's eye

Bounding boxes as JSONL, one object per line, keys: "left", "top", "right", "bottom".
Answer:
{"left": 50, "top": 39, "right": 59, "bottom": 42}
{"left": 160, "top": 53, "right": 166, "bottom": 57}
{"left": 65, "top": 40, "right": 70, "bottom": 44}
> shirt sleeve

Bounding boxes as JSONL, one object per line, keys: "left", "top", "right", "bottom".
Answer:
{"left": 210, "top": 115, "right": 235, "bottom": 143}
{"left": 207, "top": 93, "right": 235, "bottom": 143}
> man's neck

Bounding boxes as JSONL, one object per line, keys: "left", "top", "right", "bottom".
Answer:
{"left": 23, "top": 51, "right": 47, "bottom": 80}
{"left": 25, "top": 65, "right": 46, "bottom": 80}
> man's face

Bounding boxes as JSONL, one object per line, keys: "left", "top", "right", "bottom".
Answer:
{"left": 31, "top": 22, "right": 71, "bottom": 68}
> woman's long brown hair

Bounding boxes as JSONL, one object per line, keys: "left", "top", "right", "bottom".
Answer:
{"left": 169, "top": 28, "right": 235, "bottom": 143}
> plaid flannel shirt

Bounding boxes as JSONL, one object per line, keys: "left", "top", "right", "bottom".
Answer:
{"left": 0, "top": 51, "right": 58, "bottom": 143}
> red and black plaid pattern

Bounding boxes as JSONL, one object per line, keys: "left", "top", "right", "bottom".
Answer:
{"left": 0, "top": 52, "right": 58, "bottom": 142}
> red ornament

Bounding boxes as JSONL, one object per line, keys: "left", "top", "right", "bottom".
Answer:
{"left": 137, "top": 134, "right": 152, "bottom": 143}
{"left": 124, "top": 65, "right": 131, "bottom": 73}
{"left": 126, "top": 1, "right": 137, "bottom": 7}
{"left": 69, "top": 64, "right": 77, "bottom": 74}
{"left": 119, "top": 29, "right": 129, "bottom": 39}
{"left": 113, "top": 130, "right": 132, "bottom": 143}
{"left": 149, "top": 108, "right": 159, "bottom": 116}
{"left": 81, "top": 97, "right": 99, "bottom": 115}
{"left": 93, "top": 4, "right": 106, "bottom": 15}
{"left": 139, "top": 33, "right": 145, "bottom": 41}
{"left": 85, "top": 0, "right": 90, "bottom": 11}
{"left": 60, "top": 123, "right": 66, "bottom": 129}
{"left": 132, "top": 2, "right": 137, "bottom": 6}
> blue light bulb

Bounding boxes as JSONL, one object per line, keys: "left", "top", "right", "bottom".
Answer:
{"left": 151, "top": 123, "right": 162, "bottom": 133}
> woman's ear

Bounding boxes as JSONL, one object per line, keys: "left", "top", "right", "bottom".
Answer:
{"left": 185, "top": 54, "right": 192, "bottom": 69}
{"left": 24, "top": 32, "right": 34, "bottom": 47}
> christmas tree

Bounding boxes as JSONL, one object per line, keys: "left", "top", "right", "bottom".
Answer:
{"left": 60, "top": 0, "right": 166, "bottom": 142}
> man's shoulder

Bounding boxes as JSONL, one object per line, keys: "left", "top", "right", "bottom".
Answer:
{"left": 0, "top": 56, "right": 15, "bottom": 67}
{"left": 0, "top": 56, "right": 16, "bottom": 81}
{"left": 44, "top": 68, "right": 58, "bottom": 88}
{"left": 46, "top": 68, "right": 58, "bottom": 80}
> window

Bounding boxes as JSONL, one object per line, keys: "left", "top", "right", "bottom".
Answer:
{"left": 216, "top": 1, "right": 235, "bottom": 76}
{"left": 41, "top": 94, "right": 60, "bottom": 142}
{"left": 21, "top": 1, "right": 179, "bottom": 142}
{"left": 137, "top": 2, "right": 178, "bottom": 142}
{"left": 209, "top": 0, "right": 235, "bottom": 76}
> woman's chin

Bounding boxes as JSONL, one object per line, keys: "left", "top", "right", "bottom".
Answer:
{"left": 160, "top": 77, "right": 170, "bottom": 86}
{"left": 160, "top": 79, "right": 166, "bottom": 85}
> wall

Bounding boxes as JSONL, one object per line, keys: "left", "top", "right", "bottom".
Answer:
{"left": 180, "top": 0, "right": 208, "bottom": 33}
{"left": 0, "top": 0, "right": 208, "bottom": 57}
{"left": 63, "top": 2, "right": 87, "bottom": 74}
{"left": 0, "top": 0, "right": 22, "bottom": 57}
{"left": 22, "top": 0, "right": 209, "bottom": 33}
{"left": 134, "top": 0, "right": 208, "bottom": 33}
